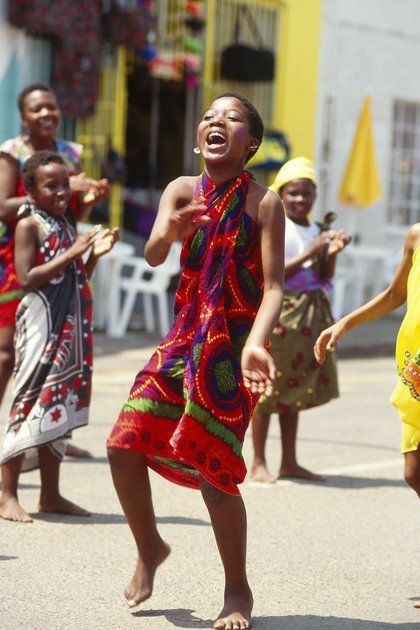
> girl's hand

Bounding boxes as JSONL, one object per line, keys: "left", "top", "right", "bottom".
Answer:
{"left": 328, "top": 229, "right": 352, "bottom": 255}
{"left": 69, "top": 172, "right": 100, "bottom": 193}
{"left": 241, "top": 346, "right": 276, "bottom": 396}
{"left": 91, "top": 227, "right": 119, "bottom": 258}
{"left": 314, "top": 321, "right": 346, "bottom": 364}
{"left": 308, "top": 230, "right": 336, "bottom": 256}
{"left": 82, "top": 178, "right": 110, "bottom": 207}
{"left": 68, "top": 225, "right": 102, "bottom": 260}
{"left": 159, "top": 196, "right": 210, "bottom": 244}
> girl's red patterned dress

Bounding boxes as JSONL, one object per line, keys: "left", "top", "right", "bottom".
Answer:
{"left": 107, "top": 171, "right": 265, "bottom": 495}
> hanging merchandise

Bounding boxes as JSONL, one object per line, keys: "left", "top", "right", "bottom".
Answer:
{"left": 247, "top": 130, "right": 290, "bottom": 171}
{"left": 182, "top": 0, "right": 204, "bottom": 88}
{"left": 7, "top": 0, "right": 155, "bottom": 118}
{"left": 221, "top": 4, "right": 275, "bottom": 82}
{"left": 139, "top": 31, "right": 158, "bottom": 61}
{"left": 52, "top": 1, "right": 102, "bottom": 118}
{"left": 102, "top": 0, "right": 155, "bottom": 50}
{"left": 150, "top": 50, "right": 183, "bottom": 81}
{"left": 8, "top": 0, "right": 67, "bottom": 38}
{"left": 7, "top": 0, "right": 102, "bottom": 118}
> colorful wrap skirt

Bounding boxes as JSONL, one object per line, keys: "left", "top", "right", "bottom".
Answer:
{"left": 257, "top": 288, "right": 338, "bottom": 415}
{"left": 107, "top": 171, "right": 264, "bottom": 495}
{"left": 0, "top": 209, "right": 93, "bottom": 471}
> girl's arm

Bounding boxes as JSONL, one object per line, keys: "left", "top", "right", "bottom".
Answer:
{"left": 68, "top": 165, "right": 110, "bottom": 222}
{"left": 0, "top": 155, "right": 29, "bottom": 224}
{"left": 84, "top": 227, "right": 119, "bottom": 278}
{"left": 314, "top": 225, "right": 419, "bottom": 363}
{"left": 285, "top": 230, "right": 335, "bottom": 278}
{"left": 144, "top": 177, "right": 209, "bottom": 267}
{"left": 241, "top": 190, "right": 285, "bottom": 396}
{"left": 322, "top": 228, "right": 352, "bottom": 279}
{"left": 15, "top": 218, "right": 102, "bottom": 292}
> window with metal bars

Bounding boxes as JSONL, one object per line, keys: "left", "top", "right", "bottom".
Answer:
{"left": 388, "top": 99, "right": 420, "bottom": 227}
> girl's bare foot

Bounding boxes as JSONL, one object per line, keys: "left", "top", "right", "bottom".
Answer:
{"left": 65, "top": 443, "right": 92, "bottom": 458}
{"left": 124, "top": 540, "right": 171, "bottom": 608}
{"left": 38, "top": 494, "right": 90, "bottom": 516}
{"left": 0, "top": 495, "right": 33, "bottom": 522}
{"left": 413, "top": 601, "right": 420, "bottom": 609}
{"left": 214, "top": 587, "right": 253, "bottom": 629}
{"left": 279, "top": 464, "right": 325, "bottom": 482}
{"left": 249, "top": 462, "right": 275, "bottom": 483}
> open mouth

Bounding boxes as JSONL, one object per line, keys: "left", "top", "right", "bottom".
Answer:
{"left": 206, "top": 131, "right": 227, "bottom": 148}
{"left": 39, "top": 119, "right": 57, "bottom": 129}
{"left": 54, "top": 198, "right": 69, "bottom": 208}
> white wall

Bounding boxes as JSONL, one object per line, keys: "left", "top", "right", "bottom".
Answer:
{"left": 315, "top": 0, "right": 420, "bottom": 250}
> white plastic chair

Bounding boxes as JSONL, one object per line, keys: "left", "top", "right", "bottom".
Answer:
{"left": 107, "top": 242, "right": 182, "bottom": 338}
{"left": 330, "top": 268, "right": 353, "bottom": 320}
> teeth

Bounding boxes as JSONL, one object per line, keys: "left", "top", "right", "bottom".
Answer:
{"left": 208, "top": 132, "right": 225, "bottom": 143}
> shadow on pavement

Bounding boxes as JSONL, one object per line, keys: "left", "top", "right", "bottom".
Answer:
{"left": 64, "top": 456, "right": 109, "bottom": 464}
{"left": 129, "top": 611, "right": 419, "bottom": 629}
{"left": 131, "top": 608, "right": 213, "bottom": 628}
{"left": 32, "top": 512, "right": 210, "bottom": 527}
{"left": 253, "top": 617, "right": 419, "bottom": 629}
{"left": 321, "top": 475, "right": 405, "bottom": 490}
{"left": 157, "top": 515, "right": 210, "bottom": 526}
{"left": 0, "top": 555, "right": 18, "bottom": 561}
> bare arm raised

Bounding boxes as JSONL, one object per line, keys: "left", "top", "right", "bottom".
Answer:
{"left": 144, "top": 177, "right": 210, "bottom": 267}
{"left": 0, "top": 154, "right": 28, "bottom": 224}
{"left": 15, "top": 218, "right": 102, "bottom": 292}
{"left": 314, "top": 224, "right": 420, "bottom": 364}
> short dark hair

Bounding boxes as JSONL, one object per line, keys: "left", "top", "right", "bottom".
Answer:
{"left": 22, "top": 150, "right": 65, "bottom": 190}
{"left": 214, "top": 92, "right": 264, "bottom": 161}
{"left": 18, "top": 83, "right": 57, "bottom": 113}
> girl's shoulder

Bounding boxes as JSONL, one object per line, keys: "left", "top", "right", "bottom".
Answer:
{"left": 164, "top": 175, "right": 198, "bottom": 202}
{"left": 15, "top": 213, "right": 39, "bottom": 237}
{"left": 0, "top": 134, "right": 30, "bottom": 166}
{"left": 406, "top": 223, "right": 420, "bottom": 251}
{"left": 248, "top": 179, "right": 283, "bottom": 216}
{"left": 55, "top": 138, "right": 83, "bottom": 167}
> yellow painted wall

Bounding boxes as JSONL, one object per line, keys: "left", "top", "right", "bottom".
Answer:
{"left": 274, "top": 0, "right": 322, "bottom": 159}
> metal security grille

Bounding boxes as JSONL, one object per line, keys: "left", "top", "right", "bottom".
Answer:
{"left": 203, "top": 0, "right": 280, "bottom": 128}
{"left": 76, "top": 47, "right": 127, "bottom": 228}
{"left": 388, "top": 99, "right": 420, "bottom": 226}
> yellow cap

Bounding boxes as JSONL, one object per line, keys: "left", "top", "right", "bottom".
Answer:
{"left": 269, "top": 157, "right": 317, "bottom": 193}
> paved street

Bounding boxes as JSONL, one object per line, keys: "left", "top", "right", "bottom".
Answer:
{"left": 1, "top": 325, "right": 419, "bottom": 630}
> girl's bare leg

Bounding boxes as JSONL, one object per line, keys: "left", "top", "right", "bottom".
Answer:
{"left": 65, "top": 443, "right": 92, "bottom": 458}
{"left": 403, "top": 447, "right": 420, "bottom": 608}
{"left": 200, "top": 476, "right": 253, "bottom": 630}
{"left": 404, "top": 447, "right": 420, "bottom": 498}
{"left": 250, "top": 410, "right": 275, "bottom": 483}
{"left": 279, "top": 412, "right": 325, "bottom": 481}
{"left": 0, "top": 455, "right": 32, "bottom": 522}
{"left": 107, "top": 448, "right": 170, "bottom": 607}
{"left": 38, "top": 446, "right": 90, "bottom": 515}
{"left": 0, "top": 325, "right": 14, "bottom": 405}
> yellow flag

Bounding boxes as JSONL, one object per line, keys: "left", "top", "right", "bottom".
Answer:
{"left": 339, "top": 96, "right": 382, "bottom": 207}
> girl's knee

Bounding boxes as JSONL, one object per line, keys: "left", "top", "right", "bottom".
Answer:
{"left": 404, "top": 453, "right": 420, "bottom": 494}
{"left": 404, "top": 469, "right": 420, "bottom": 494}
{"left": 0, "top": 347, "right": 14, "bottom": 375}
{"left": 199, "top": 476, "right": 229, "bottom": 506}
{"left": 107, "top": 447, "right": 146, "bottom": 469}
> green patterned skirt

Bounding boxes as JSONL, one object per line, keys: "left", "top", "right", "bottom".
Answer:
{"left": 257, "top": 288, "right": 339, "bottom": 415}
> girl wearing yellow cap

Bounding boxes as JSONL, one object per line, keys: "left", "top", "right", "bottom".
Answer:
{"left": 251, "top": 157, "right": 351, "bottom": 483}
